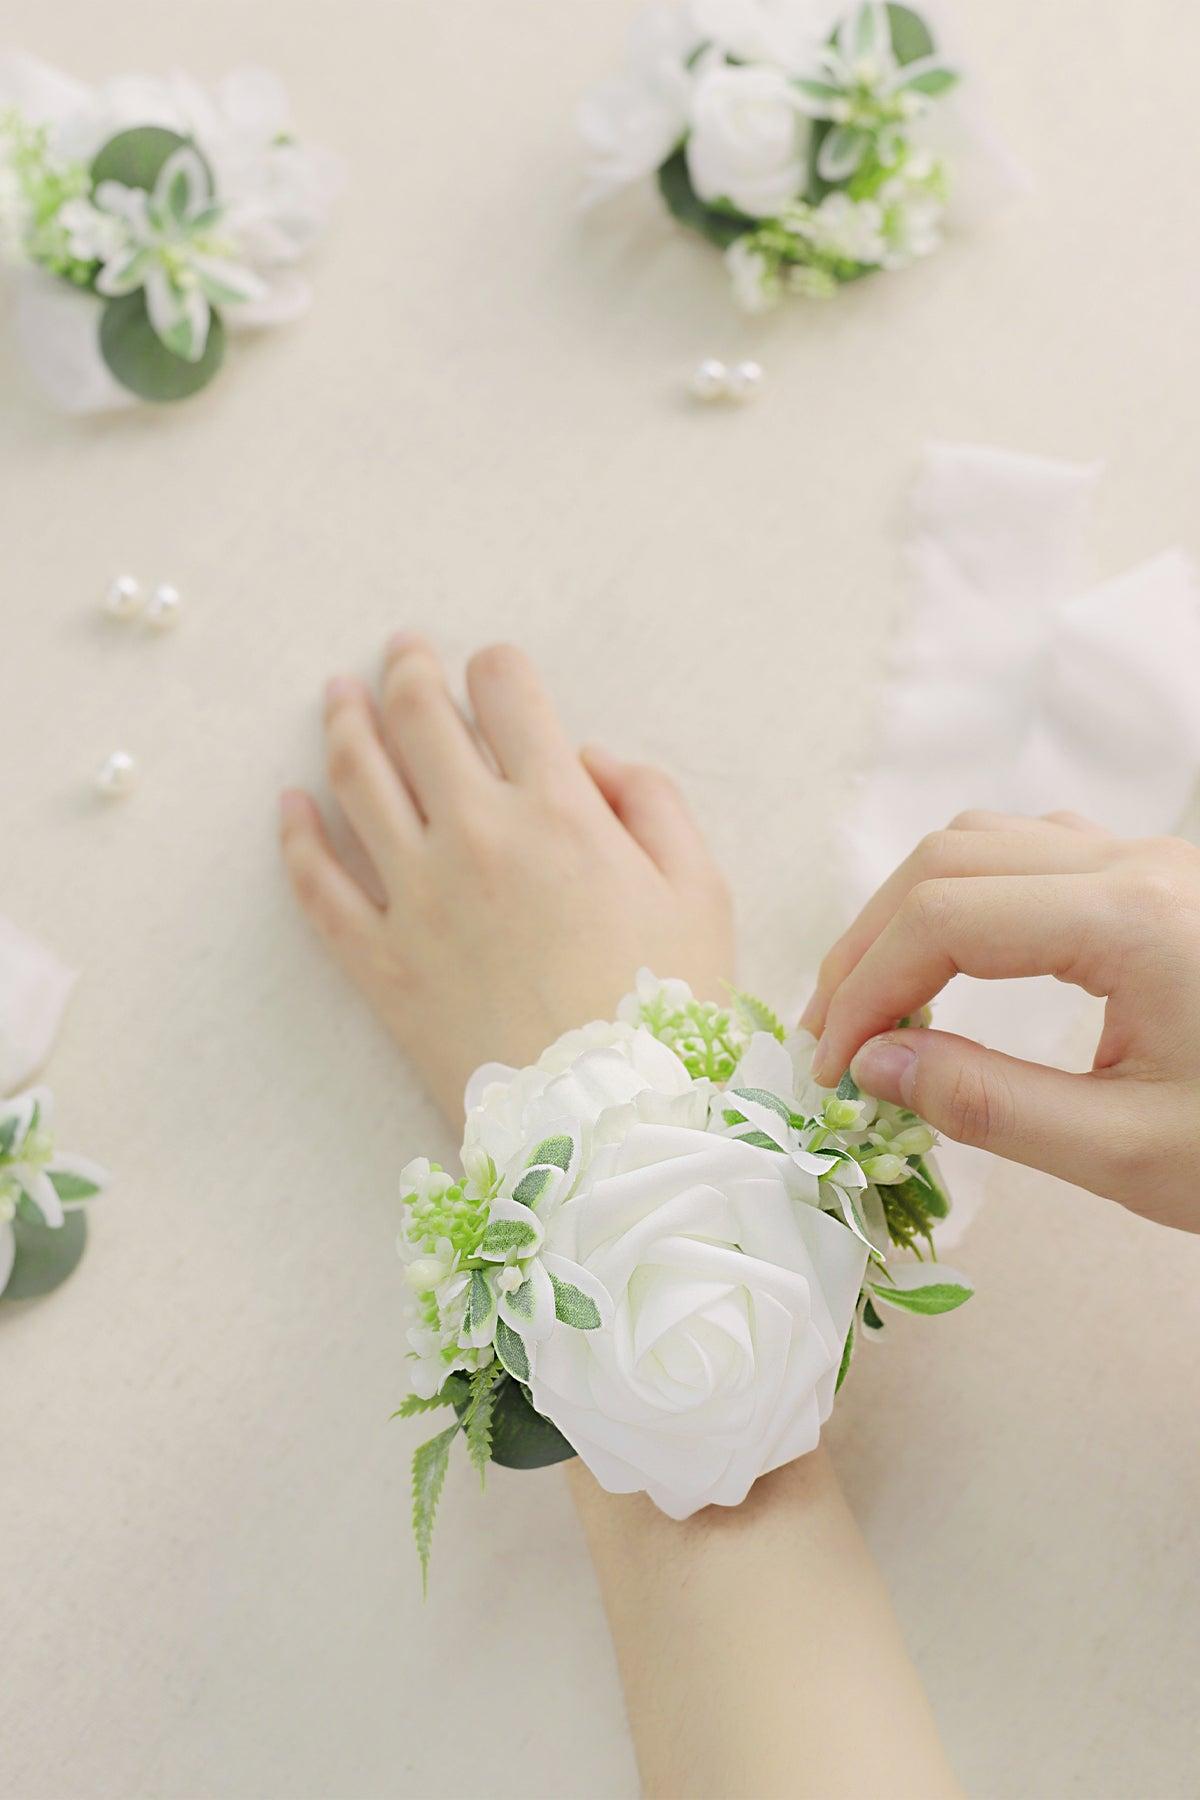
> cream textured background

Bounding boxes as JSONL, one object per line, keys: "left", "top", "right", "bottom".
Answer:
{"left": 2, "top": 2, "right": 1199, "bottom": 1796}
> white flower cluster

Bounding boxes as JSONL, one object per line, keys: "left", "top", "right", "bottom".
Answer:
{"left": 0, "top": 1086, "right": 107, "bottom": 1296}
{"left": 399, "top": 972, "right": 971, "bottom": 1573}
{"left": 578, "top": 1, "right": 959, "bottom": 309}
{"left": 0, "top": 55, "right": 341, "bottom": 408}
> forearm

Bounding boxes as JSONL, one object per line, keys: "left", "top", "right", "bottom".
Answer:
{"left": 568, "top": 1450, "right": 960, "bottom": 1800}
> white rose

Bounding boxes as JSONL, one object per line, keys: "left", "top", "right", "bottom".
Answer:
{"left": 531, "top": 1122, "right": 867, "bottom": 1518}
{"left": 686, "top": 63, "right": 809, "bottom": 219}
{"left": 463, "top": 1021, "right": 702, "bottom": 1177}
{"left": 692, "top": 0, "right": 838, "bottom": 72}
{"left": 578, "top": 6, "right": 706, "bottom": 206}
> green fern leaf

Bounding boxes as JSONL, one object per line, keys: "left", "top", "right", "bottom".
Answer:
{"left": 726, "top": 985, "right": 787, "bottom": 1042}
{"left": 412, "top": 1422, "right": 460, "bottom": 1595}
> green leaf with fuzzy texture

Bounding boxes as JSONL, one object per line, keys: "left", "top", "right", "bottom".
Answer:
{"left": 465, "top": 1268, "right": 496, "bottom": 1338}
{"left": 727, "top": 987, "right": 786, "bottom": 1042}
{"left": 0, "top": 1113, "right": 21, "bottom": 1156}
{"left": 48, "top": 1170, "right": 102, "bottom": 1203}
{"left": 836, "top": 1070, "right": 861, "bottom": 1102}
{"left": 550, "top": 1274, "right": 602, "bottom": 1331}
{"left": 512, "top": 1166, "right": 555, "bottom": 1207}
{"left": 412, "top": 1422, "right": 459, "bottom": 1594}
{"left": 480, "top": 1218, "right": 538, "bottom": 1257}
{"left": 729, "top": 1086, "right": 792, "bottom": 1123}
{"left": 885, "top": 3, "right": 936, "bottom": 64}
{"left": 528, "top": 1135, "right": 573, "bottom": 1172}
{"left": 494, "top": 1317, "right": 530, "bottom": 1382}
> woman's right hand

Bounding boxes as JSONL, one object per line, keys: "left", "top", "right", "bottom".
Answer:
{"left": 802, "top": 812, "right": 1200, "bottom": 1235}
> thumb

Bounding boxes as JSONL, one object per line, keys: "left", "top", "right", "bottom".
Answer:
{"left": 849, "top": 1028, "right": 1141, "bottom": 1200}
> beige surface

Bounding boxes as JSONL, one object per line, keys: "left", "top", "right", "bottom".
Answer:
{"left": 2, "top": 2, "right": 1199, "bottom": 1796}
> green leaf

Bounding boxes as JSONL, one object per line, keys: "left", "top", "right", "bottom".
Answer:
{"left": 656, "top": 148, "right": 756, "bottom": 249}
{"left": 99, "top": 291, "right": 225, "bottom": 404}
{"left": 1, "top": 1210, "right": 88, "bottom": 1302}
{"left": 505, "top": 1276, "right": 537, "bottom": 1322}
{"left": 862, "top": 1296, "right": 886, "bottom": 1333}
{"left": 869, "top": 1276, "right": 973, "bottom": 1316}
{"left": 494, "top": 1317, "right": 530, "bottom": 1383}
{"left": 411, "top": 1422, "right": 459, "bottom": 1595}
{"left": 391, "top": 1391, "right": 456, "bottom": 1419}
{"left": 729, "top": 1086, "right": 792, "bottom": 1123}
{"left": 528, "top": 1135, "right": 573, "bottom": 1172}
{"left": 550, "top": 1274, "right": 602, "bottom": 1331}
{"left": 835, "top": 1319, "right": 855, "bottom": 1393}
{"left": 487, "top": 1380, "right": 576, "bottom": 1470}
{"left": 462, "top": 1365, "right": 503, "bottom": 1482}
{"left": 48, "top": 1170, "right": 102, "bottom": 1203}
{"left": 90, "top": 126, "right": 208, "bottom": 193}
{"left": 726, "top": 987, "right": 786, "bottom": 1042}
{"left": 512, "top": 1165, "right": 555, "bottom": 1207}
{"left": 886, "top": 3, "right": 936, "bottom": 64}
{"left": 896, "top": 63, "right": 958, "bottom": 96}
{"left": 464, "top": 1267, "right": 496, "bottom": 1338}
{"left": 836, "top": 1070, "right": 861, "bottom": 1102}
{"left": 480, "top": 1218, "right": 538, "bottom": 1257}
{"left": 0, "top": 1113, "right": 21, "bottom": 1156}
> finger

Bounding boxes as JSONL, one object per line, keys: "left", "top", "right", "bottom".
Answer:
{"left": 280, "top": 789, "right": 382, "bottom": 961}
{"left": 380, "top": 636, "right": 492, "bottom": 815}
{"left": 811, "top": 872, "right": 1123, "bottom": 1085}
{"left": 1040, "top": 809, "right": 1110, "bottom": 833}
{"left": 582, "top": 745, "right": 714, "bottom": 882}
{"left": 848, "top": 1027, "right": 1153, "bottom": 1203}
{"left": 800, "top": 828, "right": 1113, "bottom": 1036}
{"left": 324, "top": 677, "right": 422, "bottom": 875}
{"left": 466, "top": 643, "right": 584, "bottom": 787}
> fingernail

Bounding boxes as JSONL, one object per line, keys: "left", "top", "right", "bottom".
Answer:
{"left": 324, "top": 675, "right": 357, "bottom": 707}
{"left": 798, "top": 994, "right": 822, "bottom": 1037}
{"left": 811, "top": 1033, "right": 833, "bottom": 1085}
{"left": 851, "top": 1039, "right": 917, "bottom": 1105}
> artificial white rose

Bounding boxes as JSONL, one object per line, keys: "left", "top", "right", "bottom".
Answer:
{"left": 463, "top": 1022, "right": 697, "bottom": 1177}
{"left": 686, "top": 63, "right": 809, "bottom": 219}
{"left": 692, "top": 0, "right": 840, "bottom": 72}
{"left": 531, "top": 1121, "right": 867, "bottom": 1518}
{"left": 577, "top": 5, "right": 706, "bottom": 206}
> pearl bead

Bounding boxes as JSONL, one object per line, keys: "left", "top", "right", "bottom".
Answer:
{"left": 727, "top": 359, "right": 764, "bottom": 402}
{"left": 690, "top": 357, "right": 729, "bottom": 401}
{"left": 95, "top": 751, "right": 138, "bottom": 798}
{"left": 103, "top": 574, "right": 142, "bottom": 620}
{"left": 145, "top": 582, "right": 182, "bottom": 629}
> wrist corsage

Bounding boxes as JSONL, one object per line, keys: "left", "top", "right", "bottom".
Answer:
{"left": 0, "top": 54, "right": 340, "bottom": 409}
{"left": 396, "top": 971, "right": 970, "bottom": 1585}
{"left": 579, "top": 1, "right": 962, "bottom": 310}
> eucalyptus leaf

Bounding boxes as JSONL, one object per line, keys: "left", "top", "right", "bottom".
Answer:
{"left": 90, "top": 126, "right": 209, "bottom": 193}
{"left": 48, "top": 1170, "right": 102, "bottom": 1203}
{"left": 527, "top": 1135, "right": 573, "bottom": 1172}
{"left": 480, "top": 1217, "right": 538, "bottom": 1258}
{"left": 1, "top": 1210, "right": 87, "bottom": 1301}
{"left": 511, "top": 1165, "right": 555, "bottom": 1207}
{"left": 657, "top": 149, "right": 756, "bottom": 249}
{"left": 464, "top": 1267, "right": 496, "bottom": 1339}
{"left": 729, "top": 1086, "right": 792, "bottom": 1123}
{"left": 886, "top": 3, "right": 936, "bottom": 64}
{"left": 100, "top": 292, "right": 225, "bottom": 403}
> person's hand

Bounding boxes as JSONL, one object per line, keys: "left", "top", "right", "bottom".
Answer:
{"left": 279, "top": 637, "right": 734, "bottom": 1120}
{"left": 802, "top": 811, "right": 1200, "bottom": 1234}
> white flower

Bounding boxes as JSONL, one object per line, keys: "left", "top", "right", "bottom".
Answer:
{"left": 92, "top": 145, "right": 266, "bottom": 361}
{"left": 686, "top": 62, "right": 809, "bottom": 218}
{"left": 578, "top": 6, "right": 705, "bottom": 205}
{"left": 725, "top": 234, "right": 784, "bottom": 311}
{"left": 0, "top": 1086, "right": 108, "bottom": 1234}
{"left": 878, "top": 156, "right": 945, "bottom": 265}
{"left": 530, "top": 1120, "right": 867, "bottom": 1517}
{"left": 57, "top": 195, "right": 128, "bottom": 263}
{"left": 801, "top": 190, "right": 886, "bottom": 263}
{"left": 692, "top": 0, "right": 840, "bottom": 72}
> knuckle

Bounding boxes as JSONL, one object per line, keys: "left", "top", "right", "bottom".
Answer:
{"left": 914, "top": 829, "right": 959, "bottom": 872}
{"left": 940, "top": 1061, "right": 1011, "bottom": 1149}
{"left": 904, "top": 877, "right": 956, "bottom": 939}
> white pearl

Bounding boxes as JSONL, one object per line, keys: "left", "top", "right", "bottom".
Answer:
{"left": 690, "top": 357, "right": 729, "bottom": 401}
{"left": 727, "top": 359, "right": 764, "bottom": 402}
{"left": 145, "top": 582, "right": 182, "bottom": 629}
{"left": 95, "top": 751, "right": 139, "bottom": 798}
{"left": 103, "top": 574, "right": 142, "bottom": 620}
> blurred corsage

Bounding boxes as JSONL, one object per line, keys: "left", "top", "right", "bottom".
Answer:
{"left": 0, "top": 1086, "right": 107, "bottom": 1300}
{"left": 395, "top": 971, "right": 971, "bottom": 1586}
{"left": 579, "top": 1, "right": 972, "bottom": 309}
{"left": 0, "top": 54, "right": 341, "bottom": 409}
